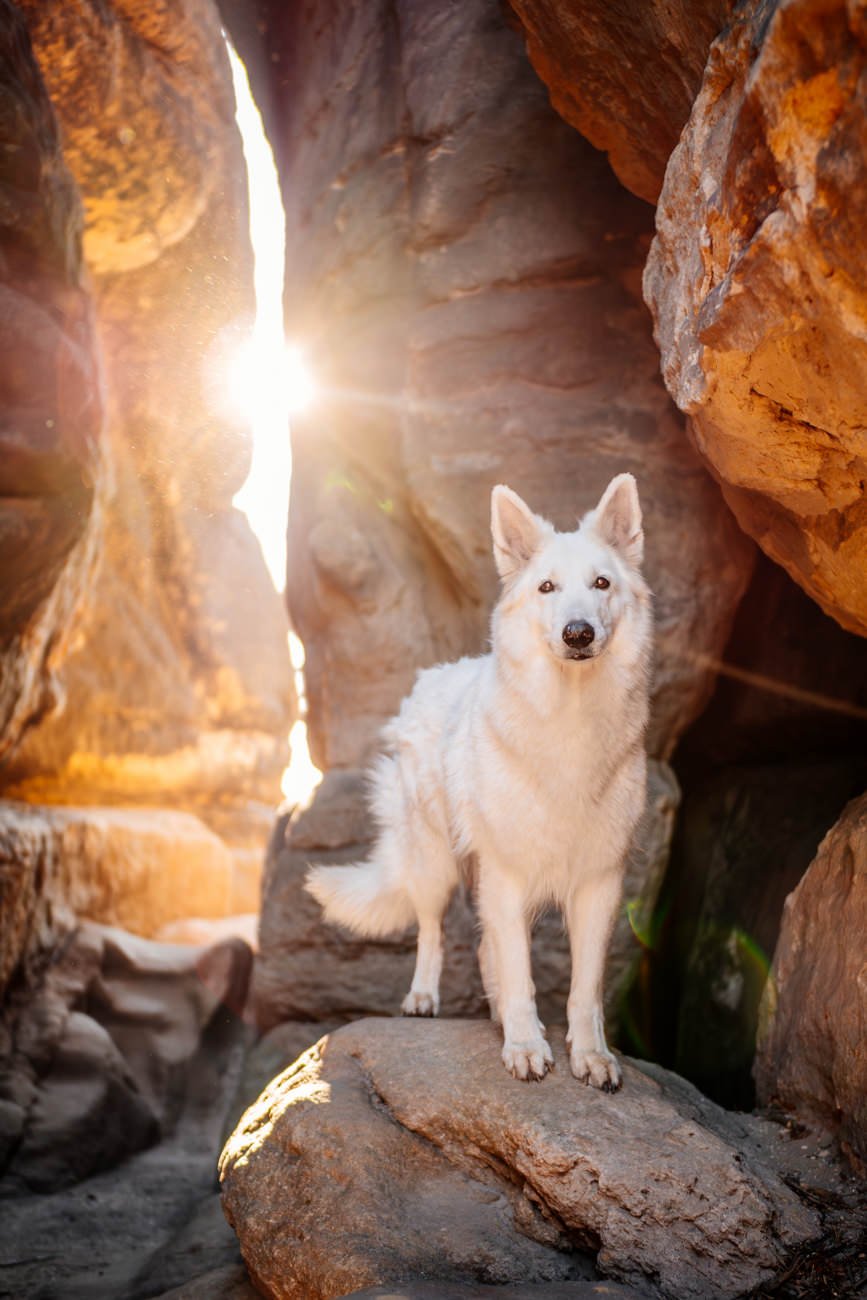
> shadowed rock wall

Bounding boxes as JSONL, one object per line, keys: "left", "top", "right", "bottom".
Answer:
{"left": 0, "top": 0, "right": 103, "bottom": 765}
{"left": 507, "top": 0, "right": 737, "bottom": 203}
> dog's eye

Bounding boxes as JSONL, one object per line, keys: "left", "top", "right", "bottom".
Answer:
{"left": 538, "top": 580, "right": 555, "bottom": 594}
{"left": 593, "top": 576, "right": 610, "bottom": 590}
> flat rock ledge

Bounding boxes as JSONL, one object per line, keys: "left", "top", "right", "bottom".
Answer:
{"left": 220, "top": 1019, "right": 827, "bottom": 1300}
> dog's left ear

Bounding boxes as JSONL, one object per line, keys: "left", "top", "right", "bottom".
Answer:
{"left": 491, "top": 485, "right": 547, "bottom": 579}
{"left": 590, "top": 473, "right": 644, "bottom": 567}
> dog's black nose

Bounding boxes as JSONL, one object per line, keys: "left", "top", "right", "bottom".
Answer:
{"left": 562, "top": 620, "right": 595, "bottom": 649}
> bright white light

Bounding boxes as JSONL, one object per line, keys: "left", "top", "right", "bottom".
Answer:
{"left": 226, "top": 40, "right": 293, "bottom": 593}
{"left": 281, "top": 720, "right": 323, "bottom": 809}
{"left": 284, "top": 345, "right": 317, "bottom": 414}
{"left": 226, "top": 39, "right": 323, "bottom": 816}
{"left": 226, "top": 338, "right": 316, "bottom": 425}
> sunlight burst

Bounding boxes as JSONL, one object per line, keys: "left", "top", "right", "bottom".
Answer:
{"left": 226, "top": 39, "right": 322, "bottom": 810}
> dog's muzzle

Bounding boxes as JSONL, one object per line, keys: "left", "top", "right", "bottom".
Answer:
{"left": 562, "top": 620, "right": 595, "bottom": 651}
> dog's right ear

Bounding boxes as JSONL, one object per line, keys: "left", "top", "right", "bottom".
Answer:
{"left": 491, "top": 485, "right": 546, "bottom": 579}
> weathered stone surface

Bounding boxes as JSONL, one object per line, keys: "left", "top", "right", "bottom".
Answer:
{"left": 645, "top": 0, "right": 867, "bottom": 637}
{"left": 152, "top": 1263, "right": 260, "bottom": 1300}
{"left": 0, "top": 0, "right": 103, "bottom": 764}
{"left": 0, "top": 801, "right": 242, "bottom": 998}
{"left": 0, "top": 953, "right": 251, "bottom": 1300}
{"left": 220, "top": 1018, "right": 823, "bottom": 1300}
{"left": 18, "top": 0, "right": 234, "bottom": 275}
{"left": 0, "top": 921, "right": 251, "bottom": 1193}
{"left": 507, "top": 0, "right": 736, "bottom": 203}
{"left": 663, "top": 758, "right": 867, "bottom": 1111}
{"left": 755, "top": 792, "right": 867, "bottom": 1167}
{"left": 5, "top": 0, "right": 296, "bottom": 809}
{"left": 348, "top": 1286, "right": 644, "bottom": 1299}
{"left": 253, "top": 762, "right": 679, "bottom": 1035}
{"left": 264, "top": 0, "right": 753, "bottom": 772}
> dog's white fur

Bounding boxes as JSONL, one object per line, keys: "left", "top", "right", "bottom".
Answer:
{"left": 306, "top": 475, "right": 652, "bottom": 1088}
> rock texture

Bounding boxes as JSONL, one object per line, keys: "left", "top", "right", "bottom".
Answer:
{"left": 0, "top": 0, "right": 103, "bottom": 764}
{"left": 253, "top": 762, "right": 679, "bottom": 1035}
{"left": 664, "top": 758, "right": 867, "bottom": 1110}
{"left": 220, "top": 1018, "right": 824, "bottom": 1300}
{"left": 755, "top": 792, "right": 867, "bottom": 1168}
{"left": 645, "top": 0, "right": 867, "bottom": 638}
{"left": 6, "top": 0, "right": 295, "bottom": 812}
{"left": 348, "top": 1286, "right": 643, "bottom": 1299}
{"left": 0, "top": 801, "right": 241, "bottom": 997}
{"left": 0, "top": 921, "right": 252, "bottom": 1193}
{"left": 507, "top": 0, "right": 736, "bottom": 203}
{"left": 0, "top": 928, "right": 254, "bottom": 1300}
{"left": 241, "top": 0, "right": 755, "bottom": 773}
{"left": 16, "top": 0, "right": 234, "bottom": 275}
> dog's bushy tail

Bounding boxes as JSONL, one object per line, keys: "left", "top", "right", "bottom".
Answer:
{"left": 305, "top": 847, "right": 415, "bottom": 938}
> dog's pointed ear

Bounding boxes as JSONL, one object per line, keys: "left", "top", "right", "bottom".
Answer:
{"left": 491, "top": 485, "right": 545, "bottom": 579}
{"left": 590, "top": 473, "right": 644, "bottom": 567}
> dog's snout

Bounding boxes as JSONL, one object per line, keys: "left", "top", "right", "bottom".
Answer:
{"left": 562, "top": 620, "right": 595, "bottom": 649}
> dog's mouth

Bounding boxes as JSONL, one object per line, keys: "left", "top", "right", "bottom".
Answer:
{"left": 566, "top": 649, "right": 596, "bottom": 661}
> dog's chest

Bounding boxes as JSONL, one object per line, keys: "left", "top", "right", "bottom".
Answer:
{"left": 469, "top": 697, "right": 629, "bottom": 861}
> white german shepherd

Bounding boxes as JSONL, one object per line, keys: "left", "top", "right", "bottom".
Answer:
{"left": 306, "top": 475, "right": 652, "bottom": 1089}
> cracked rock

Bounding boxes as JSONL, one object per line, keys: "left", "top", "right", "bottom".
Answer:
{"left": 220, "top": 1018, "right": 828, "bottom": 1299}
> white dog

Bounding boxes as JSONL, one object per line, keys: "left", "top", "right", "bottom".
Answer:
{"left": 306, "top": 475, "right": 652, "bottom": 1089}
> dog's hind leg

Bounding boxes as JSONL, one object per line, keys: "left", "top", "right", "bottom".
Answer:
{"left": 401, "top": 824, "right": 455, "bottom": 1018}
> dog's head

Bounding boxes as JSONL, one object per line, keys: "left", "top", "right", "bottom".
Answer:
{"left": 490, "top": 475, "right": 647, "bottom": 666}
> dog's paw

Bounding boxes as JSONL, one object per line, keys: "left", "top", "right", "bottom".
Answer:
{"left": 401, "top": 991, "right": 438, "bottom": 1017}
{"left": 569, "top": 1047, "right": 622, "bottom": 1092}
{"left": 502, "top": 1036, "right": 554, "bottom": 1081}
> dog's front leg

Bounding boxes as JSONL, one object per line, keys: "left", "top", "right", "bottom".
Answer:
{"left": 477, "top": 867, "right": 552, "bottom": 1080}
{"left": 565, "top": 869, "right": 623, "bottom": 1091}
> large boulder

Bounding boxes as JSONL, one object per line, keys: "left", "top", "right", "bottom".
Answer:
{"left": 253, "top": 0, "right": 754, "bottom": 771}
{"left": 755, "top": 792, "right": 867, "bottom": 1168}
{"left": 252, "top": 762, "right": 680, "bottom": 1036}
{"left": 644, "top": 0, "right": 867, "bottom": 638}
{"left": 220, "top": 1018, "right": 826, "bottom": 1300}
{"left": 0, "top": 0, "right": 103, "bottom": 763}
{"left": 507, "top": 0, "right": 737, "bottom": 203}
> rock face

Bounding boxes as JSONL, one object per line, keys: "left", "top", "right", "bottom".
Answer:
{"left": 0, "top": 0, "right": 103, "bottom": 764}
{"left": 507, "top": 0, "right": 736, "bottom": 203}
{"left": 253, "top": 762, "right": 679, "bottom": 1035}
{"left": 7, "top": 0, "right": 296, "bottom": 811}
{"left": 0, "top": 801, "right": 243, "bottom": 997}
{"left": 755, "top": 792, "right": 867, "bottom": 1168}
{"left": 645, "top": 0, "right": 867, "bottom": 638}
{"left": 663, "top": 758, "right": 867, "bottom": 1110}
{"left": 220, "top": 1018, "right": 821, "bottom": 1300}
{"left": 0, "top": 927, "right": 253, "bottom": 1300}
{"left": 247, "top": 0, "right": 755, "bottom": 773}
{"left": 0, "top": 921, "right": 251, "bottom": 1193}
{"left": 16, "top": 0, "right": 234, "bottom": 276}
